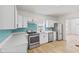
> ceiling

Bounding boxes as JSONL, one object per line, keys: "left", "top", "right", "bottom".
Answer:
{"left": 17, "top": 5, "right": 79, "bottom": 17}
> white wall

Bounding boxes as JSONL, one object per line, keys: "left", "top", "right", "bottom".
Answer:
{"left": 62, "top": 13, "right": 79, "bottom": 35}
{"left": 66, "top": 20, "right": 71, "bottom": 34}
{"left": 58, "top": 16, "right": 79, "bottom": 40}
{"left": 68, "top": 18, "right": 79, "bottom": 34}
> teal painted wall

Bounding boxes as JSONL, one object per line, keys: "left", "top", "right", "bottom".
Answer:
{"left": 0, "top": 30, "right": 12, "bottom": 43}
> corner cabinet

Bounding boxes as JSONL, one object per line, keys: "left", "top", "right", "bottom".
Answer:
{"left": 0, "top": 5, "right": 17, "bottom": 29}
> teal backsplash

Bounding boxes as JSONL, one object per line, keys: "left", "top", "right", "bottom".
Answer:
{"left": 27, "top": 22, "right": 37, "bottom": 32}
{"left": 0, "top": 28, "right": 26, "bottom": 43}
{"left": 0, "top": 22, "right": 52, "bottom": 43}
{"left": 13, "top": 22, "right": 37, "bottom": 32}
{"left": 0, "top": 30, "right": 12, "bottom": 43}
{"left": 0, "top": 28, "right": 27, "bottom": 43}
{"left": 45, "top": 24, "right": 53, "bottom": 31}
{"left": 13, "top": 22, "right": 53, "bottom": 33}
{"left": 12, "top": 28, "right": 27, "bottom": 32}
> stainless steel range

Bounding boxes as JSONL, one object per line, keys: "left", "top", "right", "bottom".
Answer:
{"left": 27, "top": 32, "right": 40, "bottom": 49}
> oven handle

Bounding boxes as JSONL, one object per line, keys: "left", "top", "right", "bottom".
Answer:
{"left": 29, "top": 35, "right": 39, "bottom": 37}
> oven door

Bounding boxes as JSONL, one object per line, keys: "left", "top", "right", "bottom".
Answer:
{"left": 29, "top": 35, "right": 39, "bottom": 45}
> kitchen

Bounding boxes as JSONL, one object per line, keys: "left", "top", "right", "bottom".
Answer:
{"left": 0, "top": 5, "right": 70, "bottom": 53}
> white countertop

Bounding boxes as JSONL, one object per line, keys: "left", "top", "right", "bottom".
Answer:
{"left": 38, "top": 31, "right": 56, "bottom": 33}
{"left": 2, "top": 32, "right": 28, "bottom": 48}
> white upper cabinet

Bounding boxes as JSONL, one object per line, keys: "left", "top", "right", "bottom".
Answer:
{"left": 26, "top": 17, "right": 33, "bottom": 23}
{"left": 17, "top": 14, "right": 28, "bottom": 28}
{"left": 46, "top": 20, "right": 54, "bottom": 27}
{"left": 22, "top": 16, "right": 28, "bottom": 28}
{"left": 0, "top": 5, "right": 17, "bottom": 29}
{"left": 46, "top": 20, "right": 49, "bottom": 27}
{"left": 17, "top": 15, "right": 23, "bottom": 28}
{"left": 36, "top": 19, "right": 45, "bottom": 32}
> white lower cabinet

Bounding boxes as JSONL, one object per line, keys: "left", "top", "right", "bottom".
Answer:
{"left": 1, "top": 33, "right": 28, "bottom": 53}
{"left": 39, "top": 32, "right": 56, "bottom": 44}
{"left": 1, "top": 43, "right": 27, "bottom": 53}
{"left": 40, "top": 33, "right": 48, "bottom": 44}
{"left": 53, "top": 32, "right": 56, "bottom": 41}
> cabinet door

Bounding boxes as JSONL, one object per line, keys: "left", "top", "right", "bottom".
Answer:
{"left": 0, "top": 5, "right": 16, "bottom": 29}
{"left": 17, "top": 15, "right": 23, "bottom": 28}
{"left": 53, "top": 32, "right": 56, "bottom": 41}
{"left": 44, "top": 33, "right": 48, "bottom": 42}
{"left": 48, "top": 20, "right": 51, "bottom": 27}
{"left": 51, "top": 20, "right": 54, "bottom": 27}
{"left": 23, "top": 16, "right": 27, "bottom": 28}
{"left": 1, "top": 43, "right": 27, "bottom": 53}
{"left": 40, "top": 33, "right": 44, "bottom": 44}
{"left": 46, "top": 20, "right": 54, "bottom": 27}
{"left": 40, "top": 33, "right": 48, "bottom": 44}
{"left": 27, "top": 17, "right": 33, "bottom": 23}
{"left": 49, "top": 20, "right": 54, "bottom": 27}
{"left": 46, "top": 20, "right": 48, "bottom": 27}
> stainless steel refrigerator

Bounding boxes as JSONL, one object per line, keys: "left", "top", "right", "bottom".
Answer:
{"left": 54, "top": 23, "right": 63, "bottom": 40}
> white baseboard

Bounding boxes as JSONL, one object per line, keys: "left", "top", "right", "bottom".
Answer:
{"left": 0, "top": 34, "right": 13, "bottom": 48}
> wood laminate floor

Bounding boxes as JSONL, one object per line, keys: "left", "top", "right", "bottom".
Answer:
{"left": 28, "top": 34, "right": 79, "bottom": 53}
{"left": 28, "top": 40, "right": 66, "bottom": 53}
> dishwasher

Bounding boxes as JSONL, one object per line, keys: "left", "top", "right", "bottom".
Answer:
{"left": 48, "top": 32, "right": 53, "bottom": 42}
{"left": 48, "top": 32, "right": 56, "bottom": 42}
